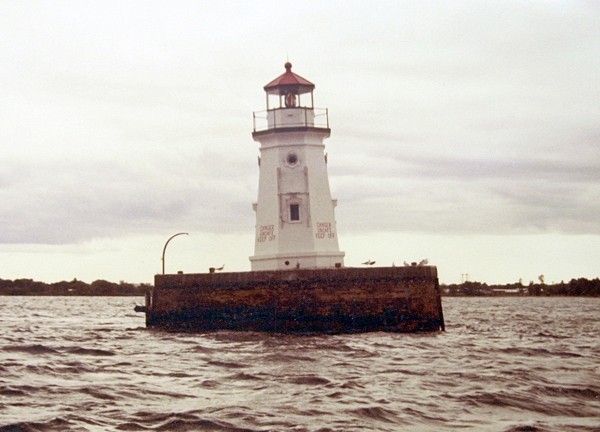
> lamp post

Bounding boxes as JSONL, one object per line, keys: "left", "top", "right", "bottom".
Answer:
{"left": 161, "top": 232, "right": 188, "bottom": 275}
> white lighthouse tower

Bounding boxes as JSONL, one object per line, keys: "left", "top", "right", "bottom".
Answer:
{"left": 250, "top": 62, "right": 345, "bottom": 271}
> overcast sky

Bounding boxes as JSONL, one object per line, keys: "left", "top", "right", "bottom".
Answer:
{"left": 1, "top": 0, "right": 599, "bottom": 284}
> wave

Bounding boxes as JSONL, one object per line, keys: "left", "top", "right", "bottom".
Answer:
{"left": 502, "top": 422, "right": 600, "bottom": 432}
{"left": 263, "top": 352, "right": 317, "bottom": 362}
{"left": 226, "top": 372, "right": 264, "bottom": 381}
{"left": 0, "top": 385, "right": 35, "bottom": 397}
{"left": 206, "top": 360, "right": 248, "bottom": 369}
{"left": 534, "top": 384, "right": 600, "bottom": 401}
{"left": 460, "top": 387, "right": 600, "bottom": 417}
{"left": 287, "top": 375, "right": 331, "bottom": 386}
{"left": 0, "top": 417, "right": 72, "bottom": 432}
{"left": 1, "top": 344, "right": 116, "bottom": 357}
{"left": 347, "top": 405, "right": 408, "bottom": 425}
{"left": 116, "top": 411, "right": 260, "bottom": 432}
{"left": 2, "top": 344, "right": 59, "bottom": 355}
{"left": 498, "top": 346, "right": 583, "bottom": 358}
{"left": 502, "top": 425, "right": 546, "bottom": 432}
{"left": 65, "top": 347, "right": 116, "bottom": 356}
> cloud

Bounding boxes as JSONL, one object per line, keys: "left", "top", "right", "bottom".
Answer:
{"left": 330, "top": 148, "right": 600, "bottom": 235}
{"left": 1, "top": 0, "right": 600, "bottom": 247}
{"left": 0, "top": 155, "right": 256, "bottom": 244}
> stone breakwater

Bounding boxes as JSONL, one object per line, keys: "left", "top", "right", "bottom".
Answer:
{"left": 147, "top": 266, "right": 444, "bottom": 333}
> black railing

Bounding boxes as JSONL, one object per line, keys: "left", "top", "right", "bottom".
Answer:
{"left": 253, "top": 107, "right": 329, "bottom": 133}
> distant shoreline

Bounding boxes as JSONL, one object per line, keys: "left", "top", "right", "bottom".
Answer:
{"left": 441, "top": 278, "right": 600, "bottom": 297}
{"left": 1, "top": 277, "right": 599, "bottom": 297}
{"left": 0, "top": 278, "right": 148, "bottom": 297}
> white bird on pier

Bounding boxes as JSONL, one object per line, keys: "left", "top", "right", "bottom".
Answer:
{"left": 216, "top": 264, "right": 225, "bottom": 271}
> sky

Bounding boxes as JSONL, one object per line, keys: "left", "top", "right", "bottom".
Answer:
{"left": 1, "top": 0, "right": 599, "bottom": 285}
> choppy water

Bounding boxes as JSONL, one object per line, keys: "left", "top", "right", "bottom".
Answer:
{"left": 0, "top": 296, "right": 599, "bottom": 432}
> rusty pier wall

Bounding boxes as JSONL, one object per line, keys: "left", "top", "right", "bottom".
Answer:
{"left": 148, "top": 266, "right": 444, "bottom": 334}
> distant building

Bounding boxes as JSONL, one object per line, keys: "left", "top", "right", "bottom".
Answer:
{"left": 492, "top": 288, "right": 522, "bottom": 295}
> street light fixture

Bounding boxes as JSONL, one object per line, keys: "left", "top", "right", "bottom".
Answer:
{"left": 161, "top": 232, "right": 189, "bottom": 275}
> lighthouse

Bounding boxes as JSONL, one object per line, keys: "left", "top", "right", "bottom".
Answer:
{"left": 250, "top": 62, "right": 345, "bottom": 271}
{"left": 146, "top": 63, "right": 444, "bottom": 334}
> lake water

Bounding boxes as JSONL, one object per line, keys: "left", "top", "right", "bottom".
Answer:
{"left": 0, "top": 296, "right": 599, "bottom": 431}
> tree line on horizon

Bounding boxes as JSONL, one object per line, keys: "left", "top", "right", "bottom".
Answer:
{"left": 1, "top": 277, "right": 599, "bottom": 297}
{"left": 441, "top": 278, "right": 600, "bottom": 297}
{"left": 0, "top": 278, "right": 149, "bottom": 296}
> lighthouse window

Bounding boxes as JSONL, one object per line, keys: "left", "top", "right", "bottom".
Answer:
{"left": 290, "top": 204, "right": 300, "bottom": 221}
{"left": 287, "top": 153, "right": 298, "bottom": 165}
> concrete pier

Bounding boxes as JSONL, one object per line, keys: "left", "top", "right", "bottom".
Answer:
{"left": 146, "top": 266, "right": 444, "bottom": 334}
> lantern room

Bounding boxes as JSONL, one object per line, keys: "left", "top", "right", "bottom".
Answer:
{"left": 264, "top": 61, "right": 315, "bottom": 109}
{"left": 253, "top": 62, "right": 329, "bottom": 134}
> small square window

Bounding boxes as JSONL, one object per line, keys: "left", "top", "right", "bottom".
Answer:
{"left": 290, "top": 204, "right": 300, "bottom": 221}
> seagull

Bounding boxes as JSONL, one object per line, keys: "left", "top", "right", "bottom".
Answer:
{"left": 362, "top": 259, "right": 376, "bottom": 265}
{"left": 215, "top": 264, "right": 225, "bottom": 271}
{"left": 418, "top": 259, "right": 428, "bottom": 266}
{"left": 403, "top": 261, "right": 410, "bottom": 266}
